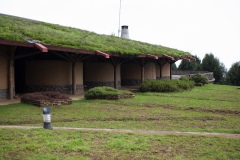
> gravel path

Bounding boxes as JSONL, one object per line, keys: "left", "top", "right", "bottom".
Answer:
{"left": 0, "top": 125, "right": 239, "bottom": 138}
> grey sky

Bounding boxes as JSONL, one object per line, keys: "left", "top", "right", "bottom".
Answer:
{"left": 1, "top": 0, "right": 240, "bottom": 70}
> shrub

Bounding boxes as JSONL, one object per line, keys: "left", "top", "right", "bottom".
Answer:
{"left": 84, "top": 86, "right": 134, "bottom": 100}
{"left": 140, "top": 79, "right": 194, "bottom": 92}
{"left": 190, "top": 74, "right": 209, "bottom": 85}
{"left": 179, "top": 75, "right": 190, "bottom": 81}
{"left": 175, "top": 80, "right": 195, "bottom": 90}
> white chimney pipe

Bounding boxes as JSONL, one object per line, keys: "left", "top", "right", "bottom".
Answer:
{"left": 121, "top": 25, "right": 129, "bottom": 39}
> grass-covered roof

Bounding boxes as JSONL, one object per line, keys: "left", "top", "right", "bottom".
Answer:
{"left": 0, "top": 15, "right": 191, "bottom": 57}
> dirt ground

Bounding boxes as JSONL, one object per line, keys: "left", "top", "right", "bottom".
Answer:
{"left": 0, "top": 125, "right": 239, "bottom": 139}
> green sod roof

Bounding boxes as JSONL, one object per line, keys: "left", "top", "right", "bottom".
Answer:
{"left": 0, "top": 15, "right": 191, "bottom": 57}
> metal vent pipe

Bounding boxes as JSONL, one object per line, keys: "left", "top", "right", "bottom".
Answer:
{"left": 121, "top": 25, "right": 129, "bottom": 39}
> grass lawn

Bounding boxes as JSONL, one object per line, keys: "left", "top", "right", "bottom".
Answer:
{"left": 0, "top": 84, "right": 240, "bottom": 159}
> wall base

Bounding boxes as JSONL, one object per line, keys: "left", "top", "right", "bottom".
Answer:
{"left": 25, "top": 84, "right": 84, "bottom": 94}
{"left": 121, "top": 79, "right": 141, "bottom": 86}
{"left": 156, "top": 76, "right": 170, "bottom": 80}
{"left": 0, "top": 89, "right": 8, "bottom": 100}
{"left": 84, "top": 81, "right": 121, "bottom": 89}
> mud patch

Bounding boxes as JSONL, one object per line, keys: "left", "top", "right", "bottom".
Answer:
{"left": 186, "top": 107, "right": 240, "bottom": 115}
{"left": 195, "top": 116, "right": 226, "bottom": 121}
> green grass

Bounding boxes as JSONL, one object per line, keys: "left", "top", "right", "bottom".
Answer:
{"left": 0, "top": 128, "right": 239, "bottom": 160}
{"left": 1, "top": 84, "right": 239, "bottom": 133}
{"left": 0, "top": 15, "right": 190, "bottom": 57}
{"left": 84, "top": 86, "right": 133, "bottom": 99}
{"left": 0, "top": 84, "right": 240, "bottom": 159}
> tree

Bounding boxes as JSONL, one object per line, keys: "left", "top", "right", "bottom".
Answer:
{"left": 226, "top": 61, "right": 240, "bottom": 86}
{"left": 178, "top": 55, "right": 201, "bottom": 71}
{"left": 201, "top": 53, "right": 226, "bottom": 84}
{"left": 172, "top": 63, "right": 178, "bottom": 71}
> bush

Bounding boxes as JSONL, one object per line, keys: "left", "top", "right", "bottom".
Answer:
{"left": 140, "top": 79, "right": 194, "bottom": 92}
{"left": 190, "top": 74, "right": 208, "bottom": 85}
{"left": 179, "top": 75, "right": 190, "bottom": 81}
{"left": 85, "top": 86, "right": 134, "bottom": 100}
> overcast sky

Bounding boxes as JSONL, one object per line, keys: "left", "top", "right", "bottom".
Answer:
{"left": 1, "top": 0, "right": 240, "bottom": 70}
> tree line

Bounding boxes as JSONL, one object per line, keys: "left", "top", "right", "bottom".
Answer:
{"left": 172, "top": 53, "right": 240, "bottom": 86}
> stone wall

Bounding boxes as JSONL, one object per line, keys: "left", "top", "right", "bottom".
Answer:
{"left": 25, "top": 84, "right": 84, "bottom": 94}
{"left": 121, "top": 79, "right": 141, "bottom": 86}
{"left": 84, "top": 81, "right": 121, "bottom": 89}
{"left": 0, "top": 89, "right": 8, "bottom": 100}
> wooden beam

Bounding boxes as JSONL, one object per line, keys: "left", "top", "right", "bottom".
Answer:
{"left": 163, "top": 54, "right": 174, "bottom": 60}
{"left": 51, "top": 51, "right": 71, "bottom": 61}
{"left": 0, "top": 39, "right": 34, "bottom": 48}
{"left": 34, "top": 43, "right": 48, "bottom": 52}
{"left": 62, "top": 52, "right": 75, "bottom": 62}
{"left": 95, "top": 50, "right": 110, "bottom": 58}
{"left": 188, "top": 56, "right": 196, "bottom": 61}
{"left": 46, "top": 44, "right": 95, "bottom": 55}
{"left": 77, "top": 55, "right": 93, "bottom": 61}
{"left": 146, "top": 54, "right": 158, "bottom": 59}
{"left": 182, "top": 57, "right": 191, "bottom": 62}
{"left": 0, "top": 50, "right": 9, "bottom": 59}
{"left": 14, "top": 51, "right": 41, "bottom": 59}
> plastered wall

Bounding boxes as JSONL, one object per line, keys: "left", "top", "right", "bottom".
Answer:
{"left": 144, "top": 62, "right": 156, "bottom": 79}
{"left": 0, "top": 55, "right": 8, "bottom": 88}
{"left": 156, "top": 61, "right": 170, "bottom": 78}
{"left": 26, "top": 60, "right": 83, "bottom": 85}
{"left": 121, "top": 63, "right": 141, "bottom": 79}
{"left": 121, "top": 62, "right": 157, "bottom": 80}
{"left": 85, "top": 62, "right": 120, "bottom": 82}
{"left": 162, "top": 62, "right": 170, "bottom": 77}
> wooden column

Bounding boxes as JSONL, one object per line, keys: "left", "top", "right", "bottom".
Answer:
{"left": 141, "top": 62, "right": 144, "bottom": 83}
{"left": 8, "top": 47, "right": 16, "bottom": 100}
{"left": 72, "top": 62, "right": 76, "bottom": 95}
{"left": 8, "top": 58, "right": 14, "bottom": 99}
{"left": 113, "top": 65, "right": 117, "bottom": 89}
{"left": 159, "top": 65, "right": 162, "bottom": 79}
{"left": 170, "top": 61, "right": 172, "bottom": 80}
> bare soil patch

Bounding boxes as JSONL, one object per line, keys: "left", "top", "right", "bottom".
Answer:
{"left": 0, "top": 125, "right": 239, "bottom": 139}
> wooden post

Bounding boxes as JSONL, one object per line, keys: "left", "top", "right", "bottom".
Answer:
{"left": 72, "top": 62, "right": 76, "bottom": 95}
{"left": 8, "top": 47, "right": 16, "bottom": 100}
{"left": 141, "top": 62, "right": 144, "bottom": 83}
{"left": 114, "top": 65, "right": 117, "bottom": 89}
{"left": 170, "top": 61, "right": 172, "bottom": 80}
{"left": 8, "top": 58, "right": 14, "bottom": 99}
{"left": 159, "top": 65, "right": 162, "bottom": 79}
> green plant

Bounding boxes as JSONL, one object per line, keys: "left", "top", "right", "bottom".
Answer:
{"left": 0, "top": 84, "right": 240, "bottom": 133}
{"left": 0, "top": 129, "right": 240, "bottom": 159}
{"left": 84, "top": 86, "right": 134, "bottom": 100}
{"left": 190, "top": 73, "right": 209, "bottom": 85}
{"left": 226, "top": 61, "right": 240, "bottom": 86}
{"left": 0, "top": 15, "right": 191, "bottom": 57}
{"left": 179, "top": 75, "right": 190, "bottom": 81}
{"left": 140, "top": 79, "right": 194, "bottom": 92}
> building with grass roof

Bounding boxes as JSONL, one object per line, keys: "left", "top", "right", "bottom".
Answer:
{"left": 0, "top": 14, "right": 194, "bottom": 100}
